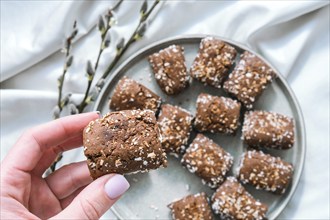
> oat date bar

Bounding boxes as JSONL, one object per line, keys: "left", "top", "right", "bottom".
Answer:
{"left": 211, "top": 177, "right": 268, "bottom": 220}
{"left": 168, "top": 192, "right": 212, "bottom": 220}
{"left": 190, "top": 37, "right": 237, "bottom": 88}
{"left": 149, "top": 45, "right": 189, "bottom": 95}
{"left": 109, "top": 76, "right": 161, "bottom": 113}
{"left": 237, "top": 150, "right": 294, "bottom": 194}
{"left": 223, "top": 51, "right": 277, "bottom": 109}
{"left": 194, "top": 93, "right": 241, "bottom": 134}
{"left": 157, "top": 104, "right": 193, "bottom": 154}
{"left": 83, "top": 110, "right": 167, "bottom": 179}
{"left": 242, "top": 111, "right": 295, "bottom": 149}
{"left": 182, "top": 134, "right": 233, "bottom": 188}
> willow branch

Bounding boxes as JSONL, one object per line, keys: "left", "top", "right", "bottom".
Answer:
{"left": 77, "top": 0, "right": 124, "bottom": 113}
{"left": 102, "top": 0, "right": 160, "bottom": 80}
{"left": 77, "top": 0, "right": 160, "bottom": 113}
{"left": 53, "top": 21, "right": 77, "bottom": 119}
{"left": 49, "top": 0, "right": 161, "bottom": 174}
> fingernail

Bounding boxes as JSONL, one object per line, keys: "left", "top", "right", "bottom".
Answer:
{"left": 95, "top": 111, "right": 102, "bottom": 118}
{"left": 104, "top": 174, "right": 130, "bottom": 199}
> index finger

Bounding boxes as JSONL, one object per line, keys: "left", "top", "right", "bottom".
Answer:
{"left": 3, "top": 112, "right": 99, "bottom": 172}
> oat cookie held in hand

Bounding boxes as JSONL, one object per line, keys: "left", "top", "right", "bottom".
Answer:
{"left": 83, "top": 110, "right": 167, "bottom": 179}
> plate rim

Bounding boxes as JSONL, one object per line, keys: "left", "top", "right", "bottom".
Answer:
{"left": 93, "top": 34, "right": 306, "bottom": 220}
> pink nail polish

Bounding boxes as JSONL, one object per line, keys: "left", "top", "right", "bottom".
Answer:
{"left": 104, "top": 174, "right": 130, "bottom": 199}
{"left": 95, "top": 111, "right": 102, "bottom": 118}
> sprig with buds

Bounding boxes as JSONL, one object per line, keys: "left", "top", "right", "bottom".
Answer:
{"left": 49, "top": 21, "right": 78, "bottom": 173}
{"left": 102, "top": 0, "right": 159, "bottom": 79}
{"left": 77, "top": 0, "right": 122, "bottom": 112}
{"left": 49, "top": 1, "right": 122, "bottom": 173}
{"left": 49, "top": 0, "right": 162, "bottom": 174}
{"left": 52, "top": 21, "right": 78, "bottom": 119}
{"left": 77, "top": 0, "right": 160, "bottom": 113}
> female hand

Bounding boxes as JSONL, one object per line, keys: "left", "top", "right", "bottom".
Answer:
{"left": 1, "top": 112, "right": 130, "bottom": 219}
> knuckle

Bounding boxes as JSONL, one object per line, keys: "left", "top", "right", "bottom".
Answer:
{"left": 20, "top": 128, "right": 43, "bottom": 147}
{"left": 53, "top": 144, "right": 63, "bottom": 155}
{"left": 79, "top": 198, "right": 102, "bottom": 219}
{"left": 56, "top": 163, "right": 81, "bottom": 188}
{"left": 67, "top": 165, "right": 82, "bottom": 188}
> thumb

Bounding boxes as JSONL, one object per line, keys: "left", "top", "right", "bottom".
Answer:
{"left": 52, "top": 174, "right": 130, "bottom": 219}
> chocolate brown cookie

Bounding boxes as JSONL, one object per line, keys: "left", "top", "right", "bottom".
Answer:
{"left": 242, "top": 111, "right": 295, "bottom": 149}
{"left": 237, "top": 150, "right": 294, "bottom": 194}
{"left": 190, "top": 37, "right": 237, "bottom": 88}
{"left": 109, "top": 76, "right": 161, "bottom": 113}
{"left": 194, "top": 93, "right": 241, "bottom": 134}
{"left": 168, "top": 193, "right": 212, "bottom": 220}
{"left": 182, "top": 134, "right": 233, "bottom": 188}
{"left": 211, "top": 177, "right": 268, "bottom": 220}
{"left": 157, "top": 104, "right": 193, "bottom": 154}
{"left": 223, "top": 51, "right": 277, "bottom": 109}
{"left": 149, "top": 45, "right": 189, "bottom": 95}
{"left": 83, "top": 110, "right": 167, "bottom": 179}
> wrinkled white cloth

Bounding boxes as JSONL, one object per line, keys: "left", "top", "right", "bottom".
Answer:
{"left": 1, "top": 1, "right": 329, "bottom": 219}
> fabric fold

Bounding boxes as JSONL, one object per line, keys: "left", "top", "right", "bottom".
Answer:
{"left": 1, "top": 1, "right": 329, "bottom": 219}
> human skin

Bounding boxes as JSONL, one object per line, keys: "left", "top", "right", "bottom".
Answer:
{"left": 0, "top": 112, "right": 129, "bottom": 219}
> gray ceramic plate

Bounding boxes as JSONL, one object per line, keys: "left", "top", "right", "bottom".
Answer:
{"left": 93, "top": 35, "right": 306, "bottom": 220}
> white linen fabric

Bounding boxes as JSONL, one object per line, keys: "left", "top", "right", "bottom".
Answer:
{"left": 1, "top": 1, "right": 329, "bottom": 219}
